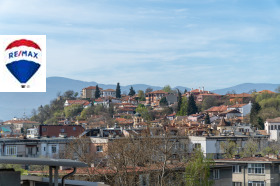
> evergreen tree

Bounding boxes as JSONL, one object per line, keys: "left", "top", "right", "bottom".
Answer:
{"left": 187, "top": 94, "right": 198, "bottom": 115}
{"left": 177, "top": 90, "right": 182, "bottom": 113}
{"left": 184, "top": 89, "right": 187, "bottom": 94}
{"left": 177, "top": 97, "right": 188, "bottom": 116}
{"left": 128, "top": 86, "right": 136, "bottom": 96}
{"left": 204, "top": 113, "right": 210, "bottom": 124}
{"left": 95, "top": 85, "right": 101, "bottom": 98}
{"left": 159, "top": 97, "right": 168, "bottom": 106}
{"left": 116, "top": 83, "right": 121, "bottom": 98}
{"left": 250, "top": 102, "right": 262, "bottom": 128}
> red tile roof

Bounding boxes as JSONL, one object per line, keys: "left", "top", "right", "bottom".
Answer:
{"left": 258, "top": 90, "right": 275, "bottom": 94}
{"left": 229, "top": 93, "right": 252, "bottom": 98}
{"left": 218, "top": 118, "right": 230, "bottom": 127}
{"left": 83, "top": 86, "right": 103, "bottom": 90}
{"left": 102, "top": 89, "right": 116, "bottom": 92}
{"left": 266, "top": 117, "right": 280, "bottom": 123}
{"left": 206, "top": 105, "right": 228, "bottom": 112}
{"left": 66, "top": 100, "right": 90, "bottom": 106}
{"left": 167, "top": 113, "right": 176, "bottom": 117}
{"left": 94, "top": 98, "right": 105, "bottom": 102}
{"left": 229, "top": 104, "right": 246, "bottom": 108}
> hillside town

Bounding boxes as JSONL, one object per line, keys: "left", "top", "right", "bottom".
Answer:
{"left": 1, "top": 84, "right": 280, "bottom": 185}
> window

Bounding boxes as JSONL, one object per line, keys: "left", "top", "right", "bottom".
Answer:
{"left": 139, "top": 174, "right": 149, "bottom": 186}
{"left": 278, "top": 125, "right": 280, "bottom": 130}
{"left": 233, "top": 182, "right": 242, "bottom": 186}
{"left": 27, "top": 147, "right": 33, "bottom": 155}
{"left": 6, "top": 145, "right": 17, "bottom": 156}
{"left": 233, "top": 165, "right": 242, "bottom": 173}
{"left": 60, "top": 129, "right": 65, "bottom": 132}
{"left": 96, "top": 146, "right": 103, "bottom": 152}
{"left": 42, "top": 127, "right": 47, "bottom": 132}
{"left": 51, "top": 145, "right": 57, "bottom": 153}
{"left": 248, "top": 181, "right": 265, "bottom": 186}
{"left": 194, "top": 143, "right": 201, "bottom": 149}
{"left": 248, "top": 164, "right": 264, "bottom": 174}
{"left": 213, "top": 169, "right": 219, "bottom": 179}
{"left": 73, "top": 127, "right": 76, "bottom": 131}
{"left": 44, "top": 147, "right": 46, "bottom": 151}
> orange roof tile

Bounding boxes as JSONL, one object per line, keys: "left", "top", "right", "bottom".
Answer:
{"left": 258, "top": 90, "right": 275, "bottom": 94}
{"left": 229, "top": 104, "right": 246, "bottom": 108}
{"left": 266, "top": 117, "right": 280, "bottom": 123}
{"left": 229, "top": 93, "right": 252, "bottom": 98}
{"left": 83, "top": 86, "right": 103, "bottom": 90}
{"left": 66, "top": 100, "right": 90, "bottom": 106}
{"left": 102, "top": 89, "right": 116, "bottom": 92}
{"left": 206, "top": 105, "right": 228, "bottom": 112}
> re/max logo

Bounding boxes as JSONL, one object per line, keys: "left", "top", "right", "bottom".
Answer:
{"left": 8, "top": 51, "right": 39, "bottom": 59}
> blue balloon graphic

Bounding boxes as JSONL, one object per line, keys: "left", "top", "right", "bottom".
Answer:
{"left": 6, "top": 60, "right": 40, "bottom": 83}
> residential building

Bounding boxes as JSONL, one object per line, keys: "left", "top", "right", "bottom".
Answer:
{"left": 219, "top": 109, "right": 242, "bottom": 119}
{"left": 264, "top": 117, "right": 280, "bottom": 141}
{"left": 0, "top": 138, "right": 72, "bottom": 159}
{"left": 215, "top": 156, "right": 280, "bottom": 186}
{"left": 64, "top": 99, "right": 91, "bottom": 108}
{"left": 102, "top": 89, "right": 116, "bottom": 98}
{"left": 145, "top": 90, "right": 168, "bottom": 106}
{"left": 206, "top": 105, "right": 228, "bottom": 116}
{"left": 228, "top": 93, "right": 252, "bottom": 104}
{"left": 81, "top": 86, "right": 103, "bottom": 99}
{"left": 188, "top": 135, "right": 268, "bottom": 159}
{"left": 185, "top": 87, "right": 221, "bottom": 102}
{"left": 217, "top": 117, "right": 232, "bottom": 133}
{"left": 4, "top": 119, "right": 40, "bottom": 134}
{"left": 227, "top": 102, "right": 252, "bottom": 117}
{"left": 39, "top": 125, "right": 85, "bottom": 138}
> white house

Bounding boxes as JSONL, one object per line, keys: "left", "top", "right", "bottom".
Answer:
{"left": 102, "top": 89, "right": 116, "bottom": 98}
{"left": 64, "top": 100, "right": 91, "bottom": 108}
{"left": 188, "top": 135, "right": 268, "bottom": 159}
{"left": 227, "top": 102, "right": 252, "bottom": 117}
{"left": 264, "top": 117, "right": 280, "bottom": 141}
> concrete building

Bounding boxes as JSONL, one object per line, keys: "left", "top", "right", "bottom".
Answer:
{"left": 215, "top": 156, "right": 280, "bottom": 186}
{"left": 188, "top": 135, "right": 268, "bottom": 159}
{"left": 81, "top": 86, "right": 103, "bottom": 99}
{"left": 102, "top": 89, "right": 116, "bottom": 98}
{"left": 39, "top": 125, "right": 85, "bottom": 138}
{"left": 0, "top": 138, "right": 72, "bottom": 158}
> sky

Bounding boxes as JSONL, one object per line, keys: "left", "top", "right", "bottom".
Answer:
{"left": 0, "top": 0, "right": 280, "bottom": 90}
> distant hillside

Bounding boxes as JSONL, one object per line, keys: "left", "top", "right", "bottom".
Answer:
{"left": 0, "top": 77, "right": 189, "bottom": 121}
{"left": 211, "top": 83, "right": 280, "bottom": 95}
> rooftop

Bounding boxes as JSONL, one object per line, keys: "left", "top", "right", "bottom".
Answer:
{"left": 215, "top": 156, "right": 280, "bottom": 163}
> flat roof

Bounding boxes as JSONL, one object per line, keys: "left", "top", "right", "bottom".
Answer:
{"left": 0, "top": 157, "right": 87, "bottom": 167}
{"left": 215, "top": 157, "right": 280, "bottom": 164}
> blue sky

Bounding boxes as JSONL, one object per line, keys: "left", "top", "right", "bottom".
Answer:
{"left": 0, "top": 0, "right": 280, "bottom": 90}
